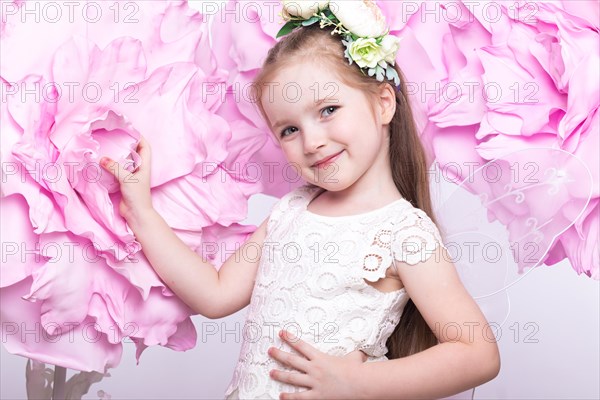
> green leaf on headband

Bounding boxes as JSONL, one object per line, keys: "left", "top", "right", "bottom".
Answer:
{"left": 277, "top": 21, "right": 300, "bottom": 38}
{"left": 323, "top": 8, "right": 336, "bottom": 20}
{"left": 386, "top": 66, "right": 400, "bottom": 86}
{"left": 301, "top": 16, "right": 320, "bottom": 26}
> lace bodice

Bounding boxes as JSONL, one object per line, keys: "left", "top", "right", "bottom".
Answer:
{"left": 224, "top": 184, "right": 447, "bottom": 399}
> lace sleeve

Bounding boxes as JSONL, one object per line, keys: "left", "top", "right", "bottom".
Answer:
{"left": 266, "top": 185, "right": 309, "bottom": 235}
{"left": 391, "top": 209, "right": 447, "bottom": 266}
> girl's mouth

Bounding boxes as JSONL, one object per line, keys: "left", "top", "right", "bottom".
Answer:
{"left": 312, "top": 150, "right": 344, "bottom": 168}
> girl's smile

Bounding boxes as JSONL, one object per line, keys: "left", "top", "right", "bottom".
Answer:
{"left": 260, "top": 61, "right": 398, "bottom": 204}
{"left": 312, "top": 149, "right": 345, "bottom": 168}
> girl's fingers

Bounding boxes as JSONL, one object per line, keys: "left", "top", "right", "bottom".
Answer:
{"left": 139, "top": 135, "right": 148, "bottom": 146}
{"left": 280, "top": 331, "right": 318, "bottom": 361}
{"left": 136, "top": 136, "right": 151, "bottom": 169}
{"left": 270, "top": 370, "right": 312, "bottom": 389}
{"left": 269, "top": 348, "right": 310, "bottom": 374}
{"left": 100, "top": 157, "right": 130, "bottom": 183}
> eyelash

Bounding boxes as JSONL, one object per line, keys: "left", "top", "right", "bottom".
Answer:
{"left": 279, "top": 106, "right": 340, "bottom": 138}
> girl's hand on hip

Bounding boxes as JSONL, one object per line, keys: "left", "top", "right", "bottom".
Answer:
{"left": 99, "top": 135, "right": 153, "bottom": 223}
{"left": 268, "top": 329, "right": 368, "bottom": 399}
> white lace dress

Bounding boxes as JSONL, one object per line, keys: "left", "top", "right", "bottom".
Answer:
{"left": 224, "top": 183, "right": 448, "bottom": 399}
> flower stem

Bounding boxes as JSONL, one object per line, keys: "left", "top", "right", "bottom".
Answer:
{"left": 52, "top": 366, "right": 66, "bottom": 400}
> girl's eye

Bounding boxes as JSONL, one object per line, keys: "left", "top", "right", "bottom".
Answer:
{"left": 321, "top": 106, "right": 339, "bottom": 117}
{"left": 280, "top": 126, "right": 298, "bottom": 138}
{"left": 279, "top": 106, "right": 339, "bottom": 138}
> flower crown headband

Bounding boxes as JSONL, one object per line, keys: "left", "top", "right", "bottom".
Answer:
{"left": 277, "top": 0, "right": 401, "bottom": 87}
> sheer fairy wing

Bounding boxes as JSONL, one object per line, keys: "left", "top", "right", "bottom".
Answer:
{"left": 431, "top": 148, "right": 592, "bottom": 400}
{"left": 432, "top": 147, "right": 593, "bottom": 327}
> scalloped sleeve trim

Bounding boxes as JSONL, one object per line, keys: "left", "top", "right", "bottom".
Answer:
{"left": 391, "top": 209, "right": 447, "bottom": 266}
{"left": 361, "top": 224, "right": 397, "bottom": 282}
{"left": 360, "top": 208, "right": 447, "bottom": 281}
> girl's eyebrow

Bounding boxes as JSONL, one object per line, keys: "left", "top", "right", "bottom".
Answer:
{"left": 272, "top": 98, "right": 340, "bottom": 130}
{"left": 272, "top": 118, "right": 290, "bottom": 131}
{"left": 314, "top": 97, "right": 339, "bottom": 105}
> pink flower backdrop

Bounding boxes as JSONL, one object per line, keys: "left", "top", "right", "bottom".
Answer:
{"left": 0, "top": 0, "right": 597, "bottom": 395}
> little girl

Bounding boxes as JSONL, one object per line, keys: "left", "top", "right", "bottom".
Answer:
{"left": 100, "top": 2, "right": 500, "bottom": 399}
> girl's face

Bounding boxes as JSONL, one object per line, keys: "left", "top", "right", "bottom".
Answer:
{"left": 261, "top": 62, "right": 395, "bottom": 192}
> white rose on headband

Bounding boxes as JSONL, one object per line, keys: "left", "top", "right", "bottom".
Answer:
{"left": 379, "top": 35, "right": 401, "bottom": 64}
{"left": 329, "top": 0, "right": 387, "bottom": 38}
{"left": 348, "top": 38, "right": 381, "bottom": 69}
{"left": 282, "top": 0, "right": 330, "bottom": 19}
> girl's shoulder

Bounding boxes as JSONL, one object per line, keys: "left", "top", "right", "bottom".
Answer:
{"left": 265, "top": 183, "right": 320, "bottom": 233}
{"left": 349, "top": 202, "right": 448, "bottom": 282}
{"left": 270, "top": 183, "right": 321, "bottom": 212}
{"left": 388, "top": 205, "right": 447, "bottom": 266}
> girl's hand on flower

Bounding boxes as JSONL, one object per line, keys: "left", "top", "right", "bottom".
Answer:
{"left": 100, "top": 135, "right": 153, "bottom": 223}
{"left": 268, "top": 330, "right": 368, "bottom": 399}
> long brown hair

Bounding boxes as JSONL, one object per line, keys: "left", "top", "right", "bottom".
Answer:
{"left": 251, "top": 24, "right": 444, "bottom": 359}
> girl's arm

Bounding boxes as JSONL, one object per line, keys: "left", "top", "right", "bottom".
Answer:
{"left": 101, "top": 136, "right": 266, "bottom": 320}
{"left": 127, "top": 208, "right": 269, "bottom": 319}
{"left": 356, "top": 244, "right": 501, "bottom": 399}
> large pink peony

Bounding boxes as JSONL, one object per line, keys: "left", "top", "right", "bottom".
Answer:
{"left": 204, "top": 0, "right": 598, "bottom": 279}
{"left": 0, "top": 0, "right": 284, "bottom": 374}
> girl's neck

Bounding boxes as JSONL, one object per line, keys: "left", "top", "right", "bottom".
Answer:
{"left": 309, "top": 179, "right": 403, "bottom": 215}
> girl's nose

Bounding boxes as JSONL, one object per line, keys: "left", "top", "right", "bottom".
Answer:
{"left": 303, "top": 125, "right": 328, "bottom": 154}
